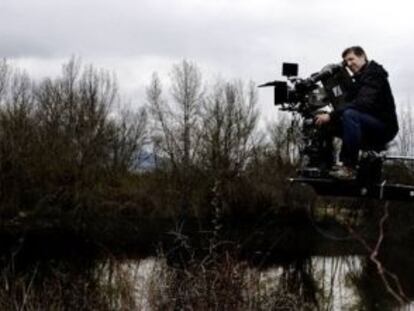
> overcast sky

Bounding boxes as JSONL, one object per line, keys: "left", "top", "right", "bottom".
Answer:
{"left": 1, "top": 0, "right": 414, "bottom": 123}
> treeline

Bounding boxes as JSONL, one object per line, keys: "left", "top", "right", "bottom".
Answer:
{"left": 0, "top": 57, "right": 413, "bottom": 230}
{"left": 145, "top": 61, "right": 297, "bottom": 220}
{"left": 0, "top": 58, "right": 302, "bottom": 228}
{"left": 0, "top": 58, "right": 146, "bottom": 223}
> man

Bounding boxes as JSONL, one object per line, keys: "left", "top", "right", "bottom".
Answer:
{"left": 314, "top": 46, "right": 399, "bottom": 179}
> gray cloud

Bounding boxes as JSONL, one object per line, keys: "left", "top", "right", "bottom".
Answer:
{"left": 1, "top": 0, "right": 414, "bottom": 118}
{"left": 0, "top": 0, "right": 381, "bottom": 60}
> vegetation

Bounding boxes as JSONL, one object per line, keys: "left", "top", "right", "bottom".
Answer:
{"left": 0, "top": 57, "right": 309, "bottom": 238}
{"left": 0, "top": 57, "right": 414, "bottom": 309}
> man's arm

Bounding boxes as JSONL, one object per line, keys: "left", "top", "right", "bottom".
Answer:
{"left": 330, "top": 74, "right": 384, "bottom": 119}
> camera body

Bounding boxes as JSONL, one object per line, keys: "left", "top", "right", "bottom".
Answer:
{"left": 264, "top": 62, "right": 351, "bottom": 111}
{"left": 259, "top": 62, "right": 353, "bottom": 177}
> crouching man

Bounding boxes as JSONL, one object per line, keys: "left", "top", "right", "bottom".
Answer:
{"left": 315, "top": 46, "right": 399, "bottom": 179}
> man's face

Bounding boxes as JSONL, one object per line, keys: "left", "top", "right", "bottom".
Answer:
{"left": 343, "top": 52, "right": 367, "bottom": 74}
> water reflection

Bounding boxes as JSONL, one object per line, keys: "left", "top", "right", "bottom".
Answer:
{"left": 0, "top": 250, "right": 413, "bottom": 310}
{"left": 312, "top": 256, "right": 362, "bottom": 310}
{"left": 251, "top": 256, "right": 363, "bottom": 310}
{"left": 131, "top": 254, "right": 412, "bottom": 310}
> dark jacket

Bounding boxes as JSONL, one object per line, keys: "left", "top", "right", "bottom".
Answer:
{"left": 331, "top": 60, "right": 399, "bottom": 140}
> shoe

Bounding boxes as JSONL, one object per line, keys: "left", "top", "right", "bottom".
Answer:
{"left": 329, "top": 166, "right": 356, "bottom": 180}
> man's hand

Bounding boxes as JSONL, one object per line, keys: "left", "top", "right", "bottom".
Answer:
{"left": 314, "top": 113, "right": 331, "bottom": 126}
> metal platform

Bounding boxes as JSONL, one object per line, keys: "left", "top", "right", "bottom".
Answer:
{"left": 290, "top": 177, "right": 414, "bottom": 201}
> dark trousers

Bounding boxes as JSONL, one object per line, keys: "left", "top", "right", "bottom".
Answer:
{"left": 338, "top": 109, "right": 390, "bottom": 167}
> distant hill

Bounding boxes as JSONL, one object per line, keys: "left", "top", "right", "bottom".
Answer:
{"left": 135, "top": 151, "right": 157, "bottom": 171}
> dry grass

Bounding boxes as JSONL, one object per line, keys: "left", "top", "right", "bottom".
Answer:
{"left": 0, "top": 257, "right": 139, "bottom": 311}
{"left": 146, "top": 246, "right": 316, "bottom": 311}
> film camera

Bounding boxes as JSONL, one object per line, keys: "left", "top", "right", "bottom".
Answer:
{"left": 259, "top": 62, "right": 359, "bottom": 178}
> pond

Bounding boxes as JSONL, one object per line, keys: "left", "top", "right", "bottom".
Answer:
{"left": 1, "top": 215, "right": 413, "bottom": 310}
{"left": 117, "top": 252, "right": 412, "bottom": 310}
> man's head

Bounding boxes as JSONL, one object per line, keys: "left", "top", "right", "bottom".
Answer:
{"left": 342, "top": 46, "right": 368, "bottom": 74}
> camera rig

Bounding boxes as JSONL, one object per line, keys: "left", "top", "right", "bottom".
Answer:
{"left": 260, "top": 62, "right": 414, "bottom": 201}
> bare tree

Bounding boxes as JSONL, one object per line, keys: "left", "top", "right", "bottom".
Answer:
{"left": 199, "top": 80, "right": 259, "bottom": 178}
{"left": 0, "top": 57, "right": 148, "bottom": 216}
{"left": 35, "top": 59, "right": 119, "bottom": 185}
{"left": 147, "top": 60, "right": 204, "bottom": 217}
{"left": 267, "top": 113, "right": 301, "bottom": 166}
{"left": 395, "top": 101, "right": 414, "bottom": 157}
{"left": 0, "top": 67, "right": 36, "bottom": 213}
{"left": 146, "top": 72, "right": 179, "bottom": 169}
{"left": 109, "top": 107, "right": 148, "bottom": 173}
{"left": 0, "top": 58, "right": 10, "bottom": 103}
{"left": 170, "top": 60, "right": 203, "bottom": 169}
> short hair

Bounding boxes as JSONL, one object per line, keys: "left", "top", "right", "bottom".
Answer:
{"left": 342, "top": 46, "right": 368, "bottom": 60}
